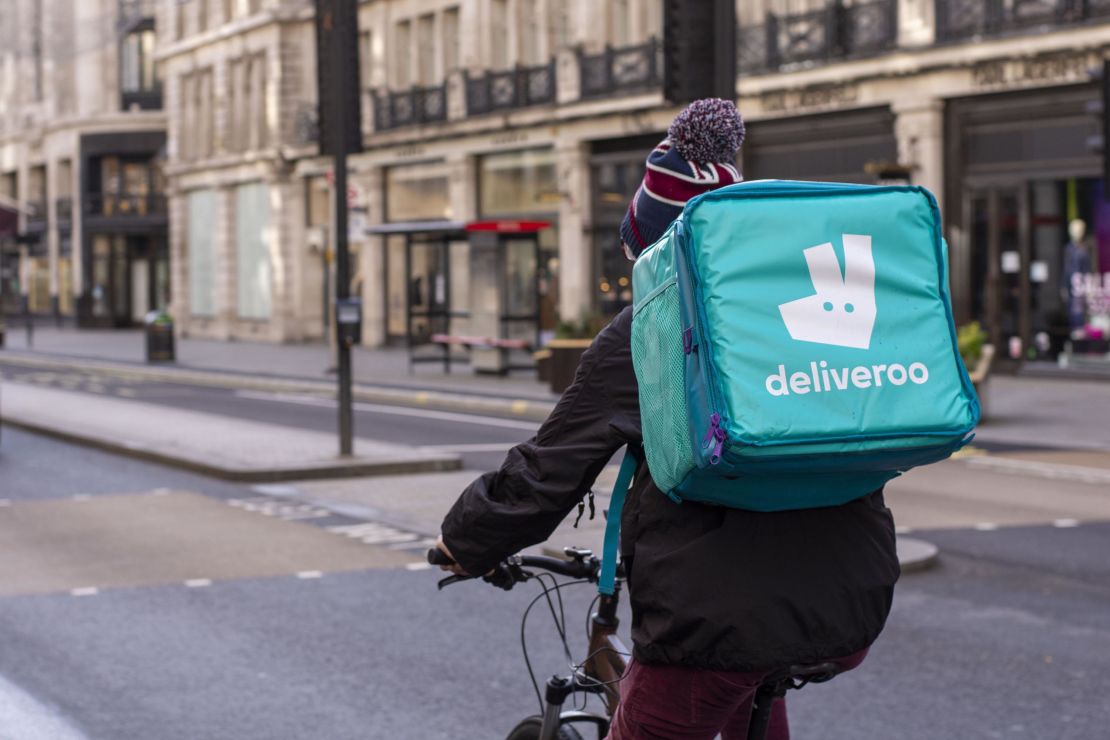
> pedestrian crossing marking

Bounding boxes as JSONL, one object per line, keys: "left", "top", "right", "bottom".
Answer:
{"left": 327, "top": 522, "right": 421, "bottom": 545}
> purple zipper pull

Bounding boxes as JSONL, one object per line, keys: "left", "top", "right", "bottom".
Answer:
{"left": 682, "top": 327, "right": 694, "bottom": 355}
{"left": 702, "top": 413, "right": 726, "bottom": 465}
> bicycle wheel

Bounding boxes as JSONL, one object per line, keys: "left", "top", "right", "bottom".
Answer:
{"left": 505, "top": 716, "right": 584, "bottom": 740}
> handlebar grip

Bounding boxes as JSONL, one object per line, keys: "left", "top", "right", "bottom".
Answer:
{"left": 427, "top": 548, "right": 455, "bottom": 566}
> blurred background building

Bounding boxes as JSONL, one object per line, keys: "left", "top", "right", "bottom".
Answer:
{"left": 0, "top": 0, "right": 167, "bottom": 328}
{"left": 1, "top": 0, "right": 1108, "bottom": 367}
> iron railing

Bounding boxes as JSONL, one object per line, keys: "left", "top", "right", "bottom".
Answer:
{"left": 738, "top": 0, "right": 898, "bottom": 73}
{"left": 84, "top": 193, "right": 167, "bottom": 219}
{"left": 372, "top": 83, "right": 448, "bottom": 131}
{"left": 936, "top": 0, "right": 1110, "bottom": 42}
{"left": 579, "top": 38, "right": 661, "bottom": 99}
{"left": 56, "top": 197, "right": 73, "bottom": 225}
{"left": 466, "top": 60, "right": 557, "bottom": 116}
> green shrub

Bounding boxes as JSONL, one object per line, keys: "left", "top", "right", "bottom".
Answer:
{"left": 957, "top": 321, "right": 988, "bottom": 368}
{"left": 554, "top": 313, "right": 606, "bottom": 340}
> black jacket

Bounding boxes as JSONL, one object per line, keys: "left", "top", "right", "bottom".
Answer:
{"left": 441, "top": 307, "right": 900, "bottom": 671}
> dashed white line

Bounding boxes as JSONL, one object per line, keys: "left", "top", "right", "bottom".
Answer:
{"left": 405, "top": 562, "right": 433, "bottom": 571}
{"left": 1053, "top": 519, "right": 1080, "bottom": 528}
{"left": 70, "top": 587, "right": 98, "bottom": 597}
{"left": 974, "top": 522, "right": 999, "bottom": 531}
{"left": 185, "top": 579, "right": 212, "bottom": 588}
{"left": 296, "top": 570, "right": 324, "bottom": 579}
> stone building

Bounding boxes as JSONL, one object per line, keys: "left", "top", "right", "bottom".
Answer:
{"left": 163, "top": 0, "right": 1110, "bottom": 367}
{"left": 0, "top": 0, "right": 168, "bottom": 327}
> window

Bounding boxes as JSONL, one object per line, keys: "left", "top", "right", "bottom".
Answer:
{"left": 518, "top": 0, "right": 543, "bottom": 65}
{"left": 416, "top": 14, "right": 436, "bottom": 86}
{"left": 393, "top": 20, "right": 412, "bottom": 87}
{"left": 121, "top": 29, "right": 157, "bottom": 93}
{"left": 548, "top": 0, "right": 573, "bottom": 53}
{"left": 385, "top": 161, "right": 451, "bottom": 222}
{"left": 360, "top": 30, "right": 376, "bottom": 89}
{"left": 479, "top": 148, "right": 559, "bottom": 217}
{"left": 442, "top": 8, "right": 460, "bottom": 73}
{"left": 236, "top": 182, "right": 272, "bottom": 319}
{"left": 611, "top": 0, "right": 632, "bottom": 46}
{"left": 490, "top": 0, "right": 509, "bottom": 69}
{"left": 188, "top": 190, "right": 219, "bottom": 316}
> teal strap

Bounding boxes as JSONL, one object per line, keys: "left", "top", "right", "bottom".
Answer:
{"left": 598, "top": 447, "right": 639, "bottom": 596}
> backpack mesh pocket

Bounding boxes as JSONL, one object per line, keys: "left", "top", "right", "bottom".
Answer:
{"left": 631, "top": 281, "right": 697, "bottom": 493}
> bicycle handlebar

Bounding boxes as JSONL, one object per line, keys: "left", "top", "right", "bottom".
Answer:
{"left": 426, "top": 548, "right": 610, "bottom": 589}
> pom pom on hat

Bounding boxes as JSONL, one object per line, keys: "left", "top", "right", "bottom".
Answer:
{"left": 667, "top": 98, "right": 745, "bottom": 164}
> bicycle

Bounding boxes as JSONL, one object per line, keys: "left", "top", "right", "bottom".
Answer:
{"left": 428, "top": 546, "right": 847, "bottom": 740}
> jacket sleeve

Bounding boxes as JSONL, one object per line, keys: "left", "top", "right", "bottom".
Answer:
{"left": 440, "top": 310, "right": 640, "bottom": 576}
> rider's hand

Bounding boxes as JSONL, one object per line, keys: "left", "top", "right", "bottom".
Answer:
{"left": 434, "top": 536, "right": 469, "bottom": 576}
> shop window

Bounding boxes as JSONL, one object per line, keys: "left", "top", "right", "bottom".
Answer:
{"left": 188, "top": 189, "right": 219, "bottom": 316}
{"left": 235, "top": 182, "right": 272, "bottom": 320}
{"left": 479, "top": 148, "right": 559, "bottom": 216}
{"left": 385, "top": 161, "right": 451, "bottom": 222}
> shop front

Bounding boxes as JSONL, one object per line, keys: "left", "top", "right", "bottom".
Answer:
{"left": 946, "top": 84, "right": 1108, "bottom": 368}
{"left": 78, "top": 132, "right": 169, "bottom": 328}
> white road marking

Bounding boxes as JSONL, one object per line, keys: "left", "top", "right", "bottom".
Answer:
{"left": 185, "top": 579, "right": 212, "bottom": 588}
{"left": 233, "top": 390, "right": 539, "bottom": 431}
{"left": 963, "top": 455, "right": 1110, "bottom": 485}
{"left": 0, "top": 673, "right": 90, "bottom": 740}
{"left": 405, "top": 562, "right": 433, "bottom": 571}
{"left": 327, "top": 522, "right": 420, "bottom": 545}
{"left": 895, "top": 526, "right": 913, "bottom": 535}
{"left": 72, "top": 494, "right": 91, "bottom": 502}
{"left": 151, "top": 488, "right": 172, "bottom": 496}
{"left": 251, "top": 484, "right": 300, "bottom": 497}
{"left": 296, "top": 571, "right": 323, "bottom": 579}
{"left": 70, "top": 587, "right": 98, "bottom": 597}
{"left": 1053, "top": 519, "right": 1080, "bottom": 528}
{"left": 974, "top": 522, "right": 999, "bottom": 531}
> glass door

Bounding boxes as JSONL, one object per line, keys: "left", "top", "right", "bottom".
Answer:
{"left": 966, "top": 185, "right": 1030, "bottom": 361}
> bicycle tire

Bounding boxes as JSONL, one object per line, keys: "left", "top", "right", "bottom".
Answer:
{"left": 504, "top": 716, "right": 584, "bottom": 740}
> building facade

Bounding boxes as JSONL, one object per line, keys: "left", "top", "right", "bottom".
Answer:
{"left": 157, "top": 1, "right": 1109, "bottom": 367}
{"left": 0, "top": 0, "right": 168, "bottom": 327}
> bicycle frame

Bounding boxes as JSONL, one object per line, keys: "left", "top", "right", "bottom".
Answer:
{"left": 537, "top": 583, "right": 628, "bottom": 739}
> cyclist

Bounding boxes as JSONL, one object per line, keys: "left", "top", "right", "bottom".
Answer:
{"left": 436, "top": 98, "right": 899, "bottom": 740}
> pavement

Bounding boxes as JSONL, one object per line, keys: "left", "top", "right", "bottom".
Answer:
{"left": 0, "top": 382, "right": 460, "bottom": 482}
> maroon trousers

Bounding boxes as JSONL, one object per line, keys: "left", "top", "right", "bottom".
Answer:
{"left": 606, "top": 650, "right": 868, "bottom": 740}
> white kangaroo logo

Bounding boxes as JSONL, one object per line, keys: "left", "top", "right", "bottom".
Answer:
{"left": 778, "top": 234, "right": 877, "bottom": 350}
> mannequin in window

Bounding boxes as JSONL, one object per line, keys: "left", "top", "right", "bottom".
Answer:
{"left": 1063, "top": 219, "right": 1090, "bottom": 331}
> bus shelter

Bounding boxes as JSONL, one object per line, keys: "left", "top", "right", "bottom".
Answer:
{"left": 366, "top": 219, "right": 550, "bottom": 374}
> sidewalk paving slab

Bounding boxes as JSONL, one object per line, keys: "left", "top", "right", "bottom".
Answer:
{"left": 1, "top": 382, "right": 460, "bottom": 483}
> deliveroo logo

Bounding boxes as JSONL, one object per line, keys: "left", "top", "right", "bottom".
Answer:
{"left": 778, "top": 234, "right": 877, "bottom": 350}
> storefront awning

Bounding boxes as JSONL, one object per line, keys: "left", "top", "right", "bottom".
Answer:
{"left": 364, "top": 219, "right": 551, "bottom": 237}
{"left": 0, "top": 203, "right": 18, "bottom": 242}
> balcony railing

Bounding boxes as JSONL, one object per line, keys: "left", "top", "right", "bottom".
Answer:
{"left": 121, "top": 87, "right": 163, "bottom": 112}
{"left": 579, "top": 38, "right": 662, "bottom": 100}
{"left": 84, "top": 193, "right": 167, "bottom": 219}
{"left": 372, "top": 83, "right": 448, "bottom": 131}
{"left": 26, "top": 200, "right": 47, "bottom": 230}
{"left": 466, "top": 60, "right": 557, "bottom": 116}
{"left": 739, "top": 0, "right": 898, "bottom": 73}
{"left": 935, "top": 0, "right": 1110, "bottom": 42}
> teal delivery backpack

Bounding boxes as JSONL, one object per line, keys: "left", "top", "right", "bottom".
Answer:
{"left": 598, "top": 180, "right": 979, "bottom": 594}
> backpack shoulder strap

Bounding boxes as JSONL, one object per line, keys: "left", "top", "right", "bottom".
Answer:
{"left": 597, "top": 446, "right": 640, "bottom": 596}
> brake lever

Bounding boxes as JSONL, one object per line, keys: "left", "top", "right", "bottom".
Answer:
{"left": 436, "top": 574, "right": 473, "bottom": 590}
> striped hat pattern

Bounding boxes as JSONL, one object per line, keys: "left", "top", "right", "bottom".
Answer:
{"left": 620, "top": 98, "right": 745, "bottom": 257}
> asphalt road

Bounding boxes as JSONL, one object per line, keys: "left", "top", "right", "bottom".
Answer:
{"left": 1, "top": 427, "right": 1109, "bottom": 739}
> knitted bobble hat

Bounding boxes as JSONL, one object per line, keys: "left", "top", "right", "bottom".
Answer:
{"left": 620, "top": 98, "right": 745, "bottom": 258}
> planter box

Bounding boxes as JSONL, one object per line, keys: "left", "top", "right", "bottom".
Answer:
{"left": 547, "top": 339, "right": 593, "bottom": 394}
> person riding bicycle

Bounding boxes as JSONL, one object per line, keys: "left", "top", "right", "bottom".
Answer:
{"left": 437, "top": 98, "right": 900, "bottom": 740}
